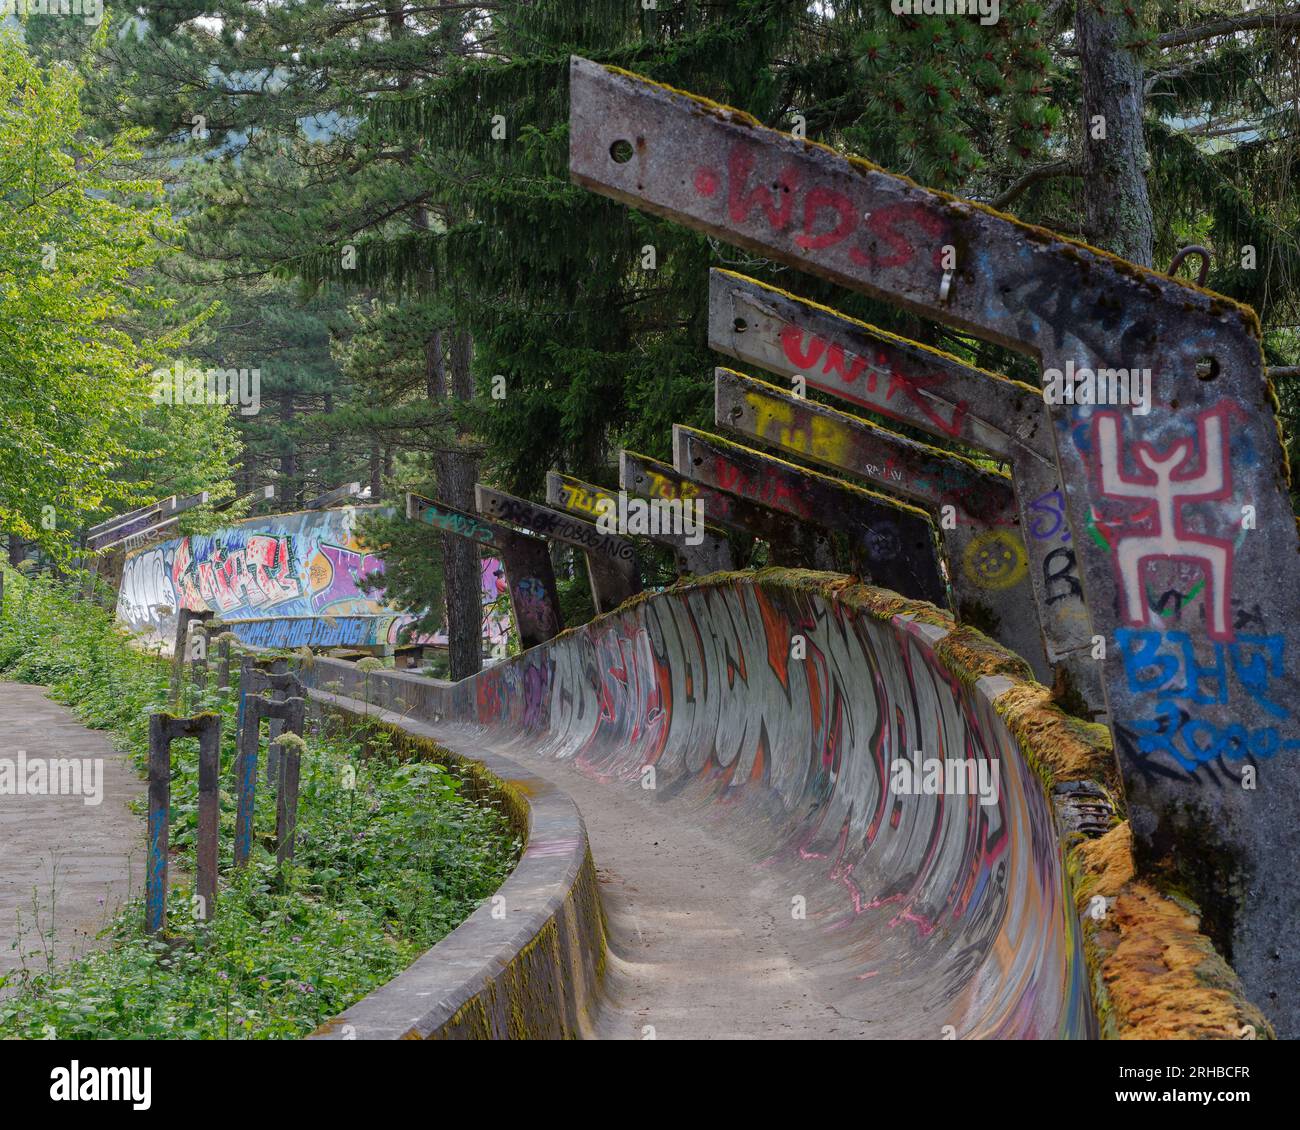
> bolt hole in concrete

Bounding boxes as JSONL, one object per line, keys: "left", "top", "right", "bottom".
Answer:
{"left": 609, "top": 139, "right": 634, "bottom": 163}
{"left": 734, "top": 317, "right": 748, "bottom": 333}
{"left": 1197, "top": 355, "right": 1220, "bottom": 381}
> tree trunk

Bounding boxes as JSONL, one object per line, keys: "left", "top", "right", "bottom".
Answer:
{"left": 1076, "top": 1, "right": 1154, "bottom": 266}
{"left": 279, "top": 391, "right": 299, "bottom": 505}
{"left": 7, "top": 535, "right": 24, "bottom": 568}
{"left": 369, "top": 442, "right": 383, "bottom": 500}
{"left": 433, "top": 329, "right": 483, "bottom": 680}
{"left": 323, "top": 392, "right": 339, "bottom": 477}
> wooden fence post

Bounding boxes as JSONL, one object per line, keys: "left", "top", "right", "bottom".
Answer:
{"left": 146, "top": 711, "right": 221, "bottom": 932}
{"left": 171, "top": 609, "right": 213, "bottom": 707}
{"left": 189, "top": 625, "right": 209, "bottom": 695}
{"left": 265, "top": 658, "right": 290, "bottom": 784}
{"left": 232, "top": 693, "right": 261, "bottom": 870}
{"left": 233, "top": 692, "right": 306, "bottom": 868}
{"left": 195, "top": 715, "right": 221, "bottom": 922}
{"left": 275, "top": 732, "right": 304, "bottom": 868}
{"left": 145, "top": 715, "right": 171, "bottom": 935}
{"left": 217, "top": 633, "right": 233, "bottom": 690}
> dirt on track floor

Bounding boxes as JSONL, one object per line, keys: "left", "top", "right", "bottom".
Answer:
{"left": 430, "top": 721, "right": 877, "bottom": 1040}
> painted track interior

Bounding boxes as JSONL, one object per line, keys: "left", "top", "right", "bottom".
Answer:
{"left": 303, "top": 571, "right": 1095, "bottom": 1039}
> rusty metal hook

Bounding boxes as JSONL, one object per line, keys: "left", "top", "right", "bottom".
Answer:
{"left": 1168, "top": 245, "right": 1212, "bottom": 286}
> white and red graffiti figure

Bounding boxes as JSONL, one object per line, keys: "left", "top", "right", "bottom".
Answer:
{"left": 1094, "top": 405, "right": 1235, "bottom": 640}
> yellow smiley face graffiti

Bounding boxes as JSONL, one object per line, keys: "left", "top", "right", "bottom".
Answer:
{"left": 962, "top": 531, "right": 1028, "bottom": 591}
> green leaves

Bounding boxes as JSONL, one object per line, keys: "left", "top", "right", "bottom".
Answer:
{"left": 0, "top": 35, "right": 185, "bottom": 562}
{"left": 0, "top": 569, "right": 520, "bottom": 1039}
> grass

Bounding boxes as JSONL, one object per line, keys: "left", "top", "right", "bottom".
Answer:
{"left": 0, "top": 567, "right": 521, "bottom": 1039}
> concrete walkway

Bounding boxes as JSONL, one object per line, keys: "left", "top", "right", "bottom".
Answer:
{"left": 0, "top": 682, "right": 144, "bottom": 997}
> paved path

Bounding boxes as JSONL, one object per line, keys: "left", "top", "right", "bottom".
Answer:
{"left": 0, "top": 682, "right": 144, "bottom": 996}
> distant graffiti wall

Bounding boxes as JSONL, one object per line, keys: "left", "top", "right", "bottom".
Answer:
{"left": 116, "top": 507, "right": 432, "bottom": 651}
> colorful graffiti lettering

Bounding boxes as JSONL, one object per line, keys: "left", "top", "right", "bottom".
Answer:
{"left": 1094, "top": 406, "right": 1236, "bottom": 641}
{"left": 1043, "top": 547, "right": 1083, "bottom": 606}
{"left": 643, "top": 469, "right": 700, "bottom": 502}
{"left": 557, "top": 480, "right": 612, "bottom": 517}
{"left": 1116, "top": 628, "right": 1300, "bottom": 774}
{"left": 234, "top": 615, "right": 421, "bottom": 650}
{"left": 712, "top": 456, "right": 812, "bottom": 518}
{"left": 744, "top": 391, "right": 853, "bottom": 469}
{"left": 1026, "top": 490, "right": 1071, "bottom": 542}
{"left": 777, "top": 324, "right": 968, "bottom": 438}
{"left": 417, "top": 502, "right": 496, "bottom": 544}
{"left": 117, "top": 508, "right": 431, "bottom": 651}
{"left": 310, "top": 543, "right": 386, "bottom": 613}
{"left": 697, "top": 143, "right": 947, "bottom": 276}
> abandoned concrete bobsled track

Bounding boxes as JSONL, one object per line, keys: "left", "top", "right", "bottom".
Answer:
{"left": 298, "top": 572, "right": 1264, "bottom": 1040}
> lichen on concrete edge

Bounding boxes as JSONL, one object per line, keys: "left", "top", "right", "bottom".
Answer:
{"left": 1068, "top": 824, "right": 1274, "bottom": 1040}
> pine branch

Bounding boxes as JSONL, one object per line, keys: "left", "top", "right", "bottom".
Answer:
{"left": 988, "top": 160, "right": 1083, "bottom": 209}
{"left": 1181, "top": 120, "right": 1260, "bottom": 138}
{"left": 1156, "top": 6, "right": 1300, "bottom": 50}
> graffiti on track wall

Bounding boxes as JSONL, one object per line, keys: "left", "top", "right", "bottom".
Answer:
{"left": 116, "top": 507, "right": 506, "bottom": 652}
{"left": 311, "top": 575, "right": 1092, "bottom": 1039}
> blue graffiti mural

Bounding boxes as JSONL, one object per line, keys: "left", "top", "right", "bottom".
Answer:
{"left": 1117, "top": 627, "right": 1300, "bottom": 773}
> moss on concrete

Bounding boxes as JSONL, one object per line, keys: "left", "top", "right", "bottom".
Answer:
{"left": 934, "top": 625, "right": 1035, "bottom": 687}
{"left": 992, "top": 682, "right": 1119, "bottom": 795}
{"left": 1095, "top": 881, "right": 1273, "bottom": 1040}
{"left": 1066, "top": 822, "right": 1272, "bottom": 1039}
